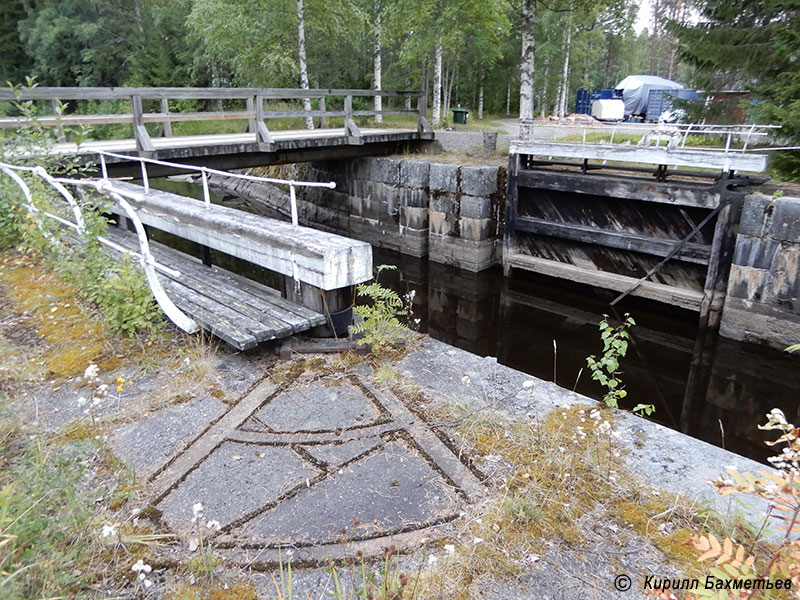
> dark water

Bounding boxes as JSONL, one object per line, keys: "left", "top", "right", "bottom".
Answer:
{"left": 148, "top": 177, "right": 799, "bottom": 464}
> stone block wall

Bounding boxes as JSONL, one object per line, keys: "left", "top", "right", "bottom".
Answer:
{"left": 720, "top": 194, "right": 800, "bottom": 349}
{"left": 306, "top": 157, "right": 504, "bottom": 271}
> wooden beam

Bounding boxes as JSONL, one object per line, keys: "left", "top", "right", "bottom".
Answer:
{"left": 0, "top": 86, "right": 424, "bottom": 101}
{"left": 515, "top": 216, "right": 711, "bottom": 264}
{"left": 159, "top": 98, "right": 172, "bottom": 137}
{"left": 511, "top": 140, "right": 768, "bottom": 173}
{"left": 344, "top": 95, "right": 363, "bottom": 145}
{"left": 106, "top": 181, "right": 372, "bottom": 291}
{"left": 504, "top": 252, "right": 703, "bottom": 311}
{"left": 131, "top": 95, "right": 155, "bottom": 153}
{"left": 517, "top": 169, "right": 723, "bottom": 209}
{"left": 254, "top": 95, "right": 273, "bottom": 151}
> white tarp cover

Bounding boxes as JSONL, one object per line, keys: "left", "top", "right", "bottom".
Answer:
{"left": 614, "top": 75, "right": 683, "bottom": 117}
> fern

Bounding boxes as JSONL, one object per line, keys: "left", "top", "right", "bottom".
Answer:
{"left": 351, "top": 265, "right": 410, "bottom": 356}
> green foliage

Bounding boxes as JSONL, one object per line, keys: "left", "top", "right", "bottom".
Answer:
{"left": 0, "top": 86, "right": 162, "bottom": 336}
{"left": 0, "top": 427, "right": 101, "bottom": 599}
{"left": 673, "top": 0, "right": 800, "bottom": 180}
{"left": 351, "top": 264, "right": 409, "bottom": 356}
{"left": 585, "top": 313, "right": 651, "bottom": 416}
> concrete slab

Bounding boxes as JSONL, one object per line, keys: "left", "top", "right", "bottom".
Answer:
{"left": 110, "top": 396, "right": 227, "bottom": 476}
{"left": 254, "top": 380, "right": 386, "bottom": 432}
{"left": 234, "top": 440, "right": 458, "bottom": 545}
{"left": 158, "top": 441, "right": 318, "bottom": 530}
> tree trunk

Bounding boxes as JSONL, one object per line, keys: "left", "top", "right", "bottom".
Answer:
{"left": 478, "top": 69, "right": 485, "bottom": 120}
{"left": 373, "top": 0, "right": 382, "bottom": 123}
{"left": 603, "top": 34, "right": 612, "bottom": 89}
{"left": 506, "top": 77, "right": 511, "bottom": 116}
{"left": 558, "top": 26, "right": 572, "bottom": 118}
{"left": 442, "top": 61, "right": 450, "bottom": 122}
{"left": 432, "top": 41, "right": 443, "bottom": 126}
{"left": 405, "top": 73, "right": 412, "bottom": 110}
{"left": 541, "top": 67, "right": 548, "bottom": 118}
{"left": 296, "top": 0, "right": 314, "bottom": 129}
{"left": 519, "top": 0, "right": 535, "bottom": 139}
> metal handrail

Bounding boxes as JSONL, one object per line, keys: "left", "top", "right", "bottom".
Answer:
{"left": 93, "top": 149, "right": 335, "bottom": 226}
{"left": 0, "top": 160, "right": 200, "bottom": 333}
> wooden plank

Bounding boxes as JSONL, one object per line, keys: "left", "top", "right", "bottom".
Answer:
{"left": 515, "top": 216, "right": 711, "bottom": 264}
{"left": 517, "top": 169, "right": 723, "bottom": 209}
{"left": 505, "top": 252, "right": 704, "bottom": 311}
{"left": 0, "top": 87, "right": 423, "bottom": 101}
{"left": 261, "top": 110, "right": 344, "bottom": 119}
{"left": 159, "top": 281, "right": 259, "bottom": 350}
{"left": 698, "top": 194, "right": 743, "bottom": 330}
{"left": 107, "top": 181, "right": 372, "bottom": 290}
{"left": 104, "top": 229, "right": 324, "bottom": 333}
{"left": 503, "top": 154, "right": 520, "bottom": 277}
{"left": 159, "top": 98, "right": 172, "bottom": 137}
{"left": 0, "top": 114, "right": 136, "bottom": 127}
{"left": 511, "top": 140, "right": 768, "bottom": 173}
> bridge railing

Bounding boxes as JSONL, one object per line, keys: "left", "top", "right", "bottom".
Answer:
{"left": 0, "top": 87, "right": 432, "bottom": 152}
{"left": 0, "top": 154, "right": 368, "bottom": 335}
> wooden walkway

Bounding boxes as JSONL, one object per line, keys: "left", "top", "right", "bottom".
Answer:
{"left": 1, "top": 86, "right": 434, "bottom": 174}
{"left": 106, "top": 228, "right": 327, "bottom": 350}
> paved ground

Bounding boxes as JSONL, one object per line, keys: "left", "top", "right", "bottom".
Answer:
{"left": 111, "top": 366, "right": 483, "bottom": 566}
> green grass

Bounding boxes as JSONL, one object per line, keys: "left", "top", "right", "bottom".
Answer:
{"left": 561, "top": 131, "right": 747, "bottom": 149}
{"left": 0, "top": 423, "right": 105, "bottom": 599}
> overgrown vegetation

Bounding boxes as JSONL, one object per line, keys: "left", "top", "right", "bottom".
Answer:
{"left": 352, "top": 264, "right": 412, "bottom": 357}
{"left": 0, "top": 83, "right": 163, "bottom": 336}
{"left": 586, "top": 313, "right": 654, "bottom": 416}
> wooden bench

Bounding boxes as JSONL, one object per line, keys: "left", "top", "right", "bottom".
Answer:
{"left": 106, "top": 181, "right": 373, "bottom": 349}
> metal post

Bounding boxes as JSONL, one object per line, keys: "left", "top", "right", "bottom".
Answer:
{"left": 289, "top": 183, "right": 299, "bottom": 227}
{"left": 140, "top": 159, "right": 149, "bottom": 193}
{"left": 99, "top": 153, "right": 108, "bottom": 179}
{"left": 201, "top": 168, "right": 211, "bottom": 207}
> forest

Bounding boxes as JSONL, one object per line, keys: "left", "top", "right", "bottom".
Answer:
{"left": 1, "top": 0, "right": 798, "bottom": 175}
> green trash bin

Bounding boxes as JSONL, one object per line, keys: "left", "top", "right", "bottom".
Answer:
{"left": 452, "top": 108, "right": 469, "bottom": 124}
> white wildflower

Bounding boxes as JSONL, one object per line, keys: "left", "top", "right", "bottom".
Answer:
{"left": 427, "top": 554, "right": 438, "bottom": 565}
{"left": 522, "top": 380, "right": 534, "bottom": 389}
{"left": 461, "top": 375, "right": 470, "bottom": 386}
{"left": 473, "top": 537, "right": 484, "bottom": 546}
{"left": 206, "top": 520, "right": 221, "bottom": 531}
{"left": 100, "top": 524, "right": 117, "bottom": 538}
{"left": 83, "top": 364, "right": 99, "bottom": 382}
{"left": 96, "top": 384, "right": 108, "bottom": 395}
{"left": 444, "top": 544, "right": 455, "bottom": 556}
{"left": 191, "top": 502, "right": 204, "bottom": 523}
{"left": 143, "top": 578, "right": 153, "bottom": 589}
{"left": 76, "top": 396, "right": 87, "bottom": 407}
{"left": 132, "top": 559, "right": 152, "bottom": 573}
{"left": 766, "top": 408, "right": 788, "bottom": 425}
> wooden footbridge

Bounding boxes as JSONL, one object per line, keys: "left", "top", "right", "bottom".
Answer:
{"left": 0, "top": 86, "right": 434, "bottom": 177}
{"left": 0, "top": 153, "right": 373, "bottom": 349}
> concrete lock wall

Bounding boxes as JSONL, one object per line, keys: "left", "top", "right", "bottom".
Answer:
{"left": 720, "top": 194, "right": 800, "bottom": 349}
{"left": 303, "top": 158, "right": 505, "bottom": 272}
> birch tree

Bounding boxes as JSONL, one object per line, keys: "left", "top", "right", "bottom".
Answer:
{"left": 296, "top": 0, "right": 314, "bottom": 129}
{"left": 373, "top": 0, "right": 382, "bottom": 123}
{"left": 519, "top": 0, "right": 535, "bottom": 139}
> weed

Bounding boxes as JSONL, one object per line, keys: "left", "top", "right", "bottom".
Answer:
{"left": 352, "top": 265, "right": 411, "bottom": 357}
{"left": 586, "top": 313, "right": 654, "bottom": 416}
